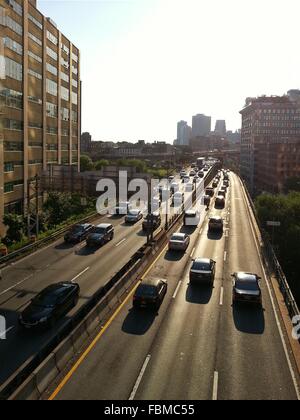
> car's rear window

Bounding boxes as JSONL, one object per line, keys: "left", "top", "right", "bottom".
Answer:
{"left": 171, "top": 234, "right": 185, "bottom": 241}
{"left": 72, "top": 225, "right": 84, "bottom": 233}
{"left": 135, "top": 285, "right": 157, "bottom": 297}
{"left": 235, "top": 280, "right": 258, "bottom": 291}
{"left": 94, "top": 227, "right": 107, "bottom": 234}
{"left": 192, "top": 261, "right": 211, "bottom": 271}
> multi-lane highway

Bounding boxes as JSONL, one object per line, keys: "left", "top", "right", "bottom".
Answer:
{"left": 44, "top": 172, "right": 299, "bottom": 400}
{"left": 0, "top": 171, "right": 198, "bottom": 388}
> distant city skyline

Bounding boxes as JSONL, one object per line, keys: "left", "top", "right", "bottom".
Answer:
{"left": 39, "top": 0, "right": 300, "bottom": 143}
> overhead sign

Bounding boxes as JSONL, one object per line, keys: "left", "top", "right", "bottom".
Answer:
{"left": 266, "top": 221, "right": 281, "bottom": 227}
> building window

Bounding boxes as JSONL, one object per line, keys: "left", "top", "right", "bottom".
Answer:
{"left": 71, "top": 110, "right": 77, "bottom": 123}
{"left": 72, "top": 92, "right": 77, "bottom": 105}
{"left": 3, "top": 118, "right": 23, "bottom": 130}
{"left": 28, "top": 68, "right": 42, "bottom": 80}
{"left": 4, "top": 141, "right": 23, "bottom": 151}
{"left": 28, "top": 95, "right": 42, "bottom": 105}
{"left": 46, "top": 79, "right": 58, "bottom": 96}
{"left": 29, "top": 32, "right": 42, "bottom": 46}
{"left": 28, "top": 14, "right": 42, "bottom": 30}
{"left": 47, "top": 144, "right": 58, "bottom": 150}
{"left": 72, "top": 79, "right": 78, "bottom": 88}
{"left": 61, "top": 72, "right": 69, "bottom": 83}
{"left": 4, "top": 162, "right": 14, "bottom": 172}
{"left": 47, "top": 126, "right": 58, "bottom": 135}
{"left": 61, "top": 128, "right": 69, "bottom": 136}
{"left": 28, "top": 50, "right": 42, "bottom": 63}
{"left": 61, "top": 57, "right": 69, "bottom": 69}
{"left": 47, "top": 30, "right": 58, "bottom": 45}
{"left": 61, "top": 107, "right": 69, "bottom": 121}
{"left": 4, "top": 37, "right": 22, "bottom": 55}
{"left": 5, "top": 57, "right": 22, "bottom": 81}
{"left": 61, "top": 43, "right": 70, "bottom": 55}
{"left": 46, "top": 62, "right": 58, "bottom": 76}
{"left": 46, "top": 46, "right": 58, "bottom": 61}
{"left": 72, "top": 52, "right": 78, "bottom": 63}
{"left": 4, "top": 182, "right": 14, "bottom": 193}
{"left": 29, "top": 121, "right": 43, "bottom": 129}
{"left": 6, "top": 16, "right": 22, "bottom": 35}
{"left": 0, "top": 88, "right": 23, "bottom": 109}
{"left": 46, "top": 102, "right": 58, "bottom": 118}
{"left": 5, "top": 0, "right": 22, "bottom": 16}
{"left": 61, "top": 86, "right": 69, "bottom": 101}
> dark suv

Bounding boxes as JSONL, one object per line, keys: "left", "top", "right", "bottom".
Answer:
{"left": 142, "top": 212, "right": 161, "bottom": 232}
{"left": 64, "top": 224, "right": 93, "bottom": 244}
{"left": 86, "top": 223, "right": 114, "bottom": 247}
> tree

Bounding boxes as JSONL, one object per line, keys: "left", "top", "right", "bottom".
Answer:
{"left": 3, "top": 214, "right": 25, "bottom": 244}
{"left": 284, "top": 177, "right": 300, "bottom": 193}
{"left": 95, "top": 159, "right": 109, "bottom": 171}
{"left": 80, "top": 155, "right": 94, "bottom": 172}
{"left": 43, "top": 192, "right": 72, "bottom": 226}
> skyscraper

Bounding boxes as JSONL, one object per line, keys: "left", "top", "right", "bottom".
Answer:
{"left": 192, "top": 114, "right": 211, "bottom": 137}
{"left": 0, "top": 0, "right": 81, "bottom": 235}
{"left": 214, "top": 119, "right": 226, "bottom": 136}
{"left": 177, "top": 120, "right": 192, "bottom": 146}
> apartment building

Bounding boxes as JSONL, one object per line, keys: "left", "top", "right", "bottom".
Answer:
{"left": 240, "top": 92, "right": 300, "bottom": 194}
{"left": 0, "top": 0, "right": 80, "bottom": 236}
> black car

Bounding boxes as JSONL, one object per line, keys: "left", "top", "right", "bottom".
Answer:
{"left": 86, "top": 223, "right": 114, "bottom": 247}
{"left": 133, "top": 278, "right": 167, "bottom": 309}
{"left": 64, "top": 224, "right": 93, "bottom": 244}
{"left": 232, "top": 272, "right": 262, "bottom": 306}
{"left": 209, "top": 216, "right": 224, "bottom": 232}
{"left": 19, "top": 282, "right": 80, "bottom": 329}
{"left": 190, "top": 258, "right": 216, "bottom": 286}
{"left": 215, "top": 195, "right": 225, "bottom": 208}
{"left": 142, "top": 212, "right": 161, "bottom": 232}
{"left": 205, "top": 187, "right": 214, "bottom": 197}
{"left": 203, "top": 195, "right": 211, "bottom": 207}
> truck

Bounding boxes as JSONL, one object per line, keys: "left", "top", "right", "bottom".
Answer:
{"left": 197, "top": 157, "right": 205, "bottom": 170}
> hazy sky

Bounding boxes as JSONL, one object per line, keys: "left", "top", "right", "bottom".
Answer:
{"left": 38, "top": 0, "right": 300, "bottom": 143}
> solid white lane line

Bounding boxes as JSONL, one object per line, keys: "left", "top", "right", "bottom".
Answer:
{"left": 219, "top": 287, "right": 224, "bottom": 306}
{"left": 223, "top": 251, "right": 227, "bottom": 262}
{"left": 173, "top": 281, "right": 183, "bottom": 299}
{"left": 190, "top": 247, "right": 196, "bottom": 259}
{"left": 71, "top": 267, "right": 90, "bottom": 283}
{"left": 0, "top": 326, "right": 14, "bottom": 339}
{"left": 116, "top": 238, "right": 127, "bottom": 247}
{"left": 212, "top": 371, "right": 219, "bottom": 401}
{"left": 0, "top": 274, "right": 34, "bottom": 297}
{"left": 199, "top": 228, "right": 203, "bottom": 235}
{"left": 129, "top": 354, "right": 151, "bottom": 400}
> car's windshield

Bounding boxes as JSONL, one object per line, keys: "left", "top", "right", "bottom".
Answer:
{"left": 33, "top": 288, "right": 66, "bottom": 308}
{"left": 129, "top": 210, "right": 140, "bottom": 216}
{"left": 71, "top": 225, "right": 84, "bottom": 233}
{"left": 93, "top": 227, "right": 106, "bottom": 234}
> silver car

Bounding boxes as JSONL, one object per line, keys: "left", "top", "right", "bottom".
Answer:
{"left": 125, "top": 209, "right": 143, "bottom": 223}
{"left": 169, "top": 233, "right": 190, "bottom": 251}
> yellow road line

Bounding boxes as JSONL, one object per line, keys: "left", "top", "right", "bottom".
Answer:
{"left": 49, "top": 242, "right": 169, "bottom": 400}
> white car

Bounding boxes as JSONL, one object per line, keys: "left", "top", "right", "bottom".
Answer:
{"left": 151, "top": 196, "right": 161, "bottom": 211}
{"left": 185, "top": 182, "right": 194, "bottom": 192}
{"left": 125, "top": 209, "right": 143, "bottom": 223}
{"left": 169, "top": 233, "right": 190, "bottom": 251}
{"left": 172, "top": 191, "right": 184, "bottom": 207}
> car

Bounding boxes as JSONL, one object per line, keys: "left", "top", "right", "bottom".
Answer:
{"left": 198, "top": 171, "right": 205, "bottom": 178}
{"left": 114, "top": 201, "right": 131, "bottom": 215}
{"left": 190, "top": 258, "right": 216, "bottom": 286}
{"left": 142, "top": 212, "right": 161, "bottom": 232}
{"left": 19, "top": 282, "right": 80, "bottom": 329}
{"left": 172, "top": 191, "right": 184, "bottom": 207}
{"left": 168, "top": 175, "right": 175, "bottom": 182}
{"left": 169, "top": 232, "right": 190, "bottom": 251}
{"left": 184, "top": 209, "right": 200, "bottom": 226}
{"left": 203, "top": 167, "right": 209, "bottom": 172}
{"left": 180, "top": 170, "right": 187, "bottom": 178}
{"left": 171, "top": 182, "right": 179, "bottom": 194}
{"left": 232, "top": 272, "right": 262, "bottom": 306}
{"left": 209, "top": 216, "right": 223, "bottom": 232}
{"left": 205, "top": 187, "right": 214, "bottom": 197}
{"left": 189, "top": 171, "right": 196, "bottom": 177}
{"left": 125, "top": 209, "right": 143, "bottom": 223}
{"left": 203, "top": 195, "right": 211, "bottom": 207}
{"left": 193, "top": 175, "right": 201, "bottom": 184}
{"left": 218, "top": 189, "right": 226, "bottom": 198}
{"left": 86, "top": 223, "right": 114, "bottom": 247}
{"left": 223, "top": 179, "right": 229, "bottom": 187}
{"left": 182, "top": 175, "right": 190, "bottom": 184}
{"left": 133, "top": 278, "right": 168, "bottom": 309}
{"left": 215, "top": 195, "right": 225, "bottom": 208}
{"left": 224, "top": 173, "right": 229, "bottom": 181}
{"left": 64, "top": 223, "right": 93, "bottom": 244}
{"left": 185, "top": 182, "right": 194, "bottom": 192}
{"left": 212, "top": 180, "right": 219, "bottom": 188}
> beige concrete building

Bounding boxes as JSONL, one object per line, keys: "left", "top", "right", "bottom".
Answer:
{"left": 0, "top": 0, "right": 81, "bottom": 236}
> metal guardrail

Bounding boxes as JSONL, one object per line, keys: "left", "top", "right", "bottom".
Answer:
{"left": 241, "top": 179, "right": 300, "bottom": 322}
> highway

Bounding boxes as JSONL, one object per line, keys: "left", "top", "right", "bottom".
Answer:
{"left": 45, "top": 172, "right": 300, "bottom": 401}
{"left": 0, "top": 172, "right": 197, "bottom": 388}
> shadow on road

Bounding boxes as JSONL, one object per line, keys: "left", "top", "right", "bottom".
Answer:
{"left": 186, "top": 283, "right": 213, "bottom": 304}
{"left": 180, "top": 225, "right": 197, "bottom": 235}
{"left": 122, "top": 308, "right": 156, "bottom": 335}
{"left": 164, "top": 250, "right": 185, "bottom": 262}
{"left": 55, "top": 242, "right": 75, "bottom": 250}
{"left": 232, "top": 305, "right": 265, "bottom": 334}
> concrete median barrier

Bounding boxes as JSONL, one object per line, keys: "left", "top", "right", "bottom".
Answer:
{"left": 34, "top": 353, "right": 60, "bottom": 395}
{"left": 54, "top": 336, "right": 76, "bottom": 372}
{"left": 8, "top": 374, "right": 40, "bottom": 401}
{"left": 71, "top": 323, "right": 89, "bottom": 352}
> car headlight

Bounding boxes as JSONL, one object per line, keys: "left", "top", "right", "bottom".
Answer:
{"left": 39, "top": 317, "right": 48, "bottom": 323}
